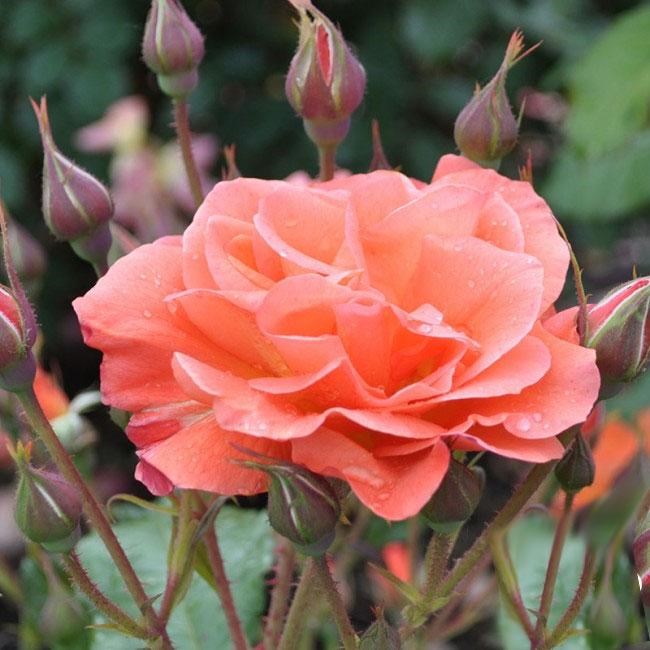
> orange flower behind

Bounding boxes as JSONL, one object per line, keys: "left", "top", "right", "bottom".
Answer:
{"left": 73, "top": 156, "right": 600, "bottom": 520}
{"left": 572, "top": 410, "right": 650, "bottom": 510}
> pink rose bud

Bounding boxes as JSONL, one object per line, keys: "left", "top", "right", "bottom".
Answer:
{"left": 0, "top": 209, "right": 37, "bottom": 392}
{"left": 13, "top": 443, "right": 82, "bottom": 553}
{"left": 142, "top": 0, "right": 205, "bottom": 98}
{"left": 585, "top": 277, "right": 650, "bottom": 385}
{"left": 31, "top": 97, "right": 114, "bottom": 272}
{"left": 454, "top": 31, "right": 537, "bottom": 166}
{"left": 285, "top": 0, "right": 366, "bottom": 149}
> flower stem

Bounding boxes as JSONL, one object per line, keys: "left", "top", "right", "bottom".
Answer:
{"left": 62, "top": 551, "right": 150, "bottom": 640}
{"left": 204, "top": 524, "right": 249, "bottom": 650}
{"left": 173, "top": 99, "right": 204, "bottom": 209}
{"left": 543, "top": 549, "right": 595, "bottom": 649}
{"left": 490, "top": 533, "right": 535, "bottom": 640}
{"left": 16, "top": 388, "right": 167, "bottom": 645}
{"left": 278, "top": 558, "right": 318, "bottom": 650}
{"left": 422, "top": 531, "right": 457, "bottom": 600}
{"left": 263, "top": 537, "right": 296, "bottom": 650}
{"left": 532, "top": 492, "right": 575, "bottom": 647}
{"left": 318, "top": 145, "right": 337, "bottom": 182}
{"left": 312, "top": 555, "right": 358, "bottom": 650}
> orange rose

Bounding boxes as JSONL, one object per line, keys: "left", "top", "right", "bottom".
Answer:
{"left": 73, "top": 155, "right": 600, "bottom": 520}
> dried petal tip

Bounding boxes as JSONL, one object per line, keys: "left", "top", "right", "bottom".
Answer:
{"left": 142, "top": 0, "right": 205, "bottom": 98}
{"left": 13, "top": 443, "right": 82, "bottom": 552}
{"left": 31, "top": 97, "right": 114, "bottom": 252}
{"left": 420, "top": 459, "right": 484, "bottom": 534}
{"left": 585, "top": 277, "right": 650, "bottom": 390}
{"left": 554, "top": 432, "right": 595, "bottom": 494}
{"left": 285, "top": 1, "right": 366, "bottom": 149}
{"left": 243, "top": 457, "right": 341, "bottom": 556}
{"left": 0, "top": 208, "right": 37, "bottom": 392}
{"left": 454, "top": 31, "right": 538, "bottom": 166}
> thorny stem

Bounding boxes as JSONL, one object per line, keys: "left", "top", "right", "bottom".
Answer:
{"left": 318, "top": 144, "right": 337, "bottom": 182}
{"left": 543, "top": 549, "right": 595, "bottom": 650}
{"left": 490, "top": 533, "right": 535, "bottom": 640}
{"left": 204, "top": 525, "right": 250, "bottom": 650}
{"left": 277, "top": 557, "right": 318, "bottom": 650}
{"left": 313, "top": 555, "right": 358, "bottom": 650}
{"left": 532, "top": 492, "right": 575, "bottom": 647}
{"left": 263, "top": 537, "right": 296, "bottom": 650}
{"left": 172, "top": 99, "right": 204, "bottom": 209}
{"left": 422, "top": 531, "right": 457, "bottom": 601}
{"left": 16, "top": 389, "right": 170, "bottom": 647}
{"left": 62, "top": 551, "right": 150, "bottom": 639}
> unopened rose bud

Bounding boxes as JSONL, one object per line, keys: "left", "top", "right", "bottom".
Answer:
{"left": 31, "top": 97, "right": 114, "bottom": 271}
{"left": 39, "top": 580, "right": 89, "bottom": 643}
{"left": 420, "top": 459, "right": 484, "bottom": 533}
{"left": 245, "top": 458, "right": 340, "bottom": 555}
{"left": 555, "top": 432, "right": 595, "bottom": 494}
{"left": 142, "top": 0, "right": 205, "bottom": 98}
{"left": 585, "top": 277, "right": 650, "bottom": 387}
{"left": 588, "top": 578, "right": 629, "bottom": 648}
{"left": 454, "top": 31, "right": 536, "bottom": 166}
{"left": 285, "top": 0, "right": 366, "bottom": 150}
{"left": 359, "top": 609, "right": 401, "bottom": 650}
{"left": 13, "top": 444, "right": 82, "bottom": 552}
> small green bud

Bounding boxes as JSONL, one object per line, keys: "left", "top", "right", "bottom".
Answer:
{"left": 420, "top": 459, "right": 484, "bottom": 533}
{"left": 14, "top": 444, "right": 82, "bottom": 552}
{"left": 39, "top": 581, "right": 89, "bottom": 643}
{"left": 588, "top": 580, "right": 629, "bottom": 649}
{"left": 554, "top": 432, "right": 595, "bottom": 494}
{"left": 359, "top": 609, "right": 401, "bottom": 650}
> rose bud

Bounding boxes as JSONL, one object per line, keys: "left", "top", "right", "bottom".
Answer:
{"left": 634, "top": 505, "right": 650, "bottom": 614}
{"left": 585, "top": 277, "right": 650, "bottom": 388}
{"left": 13, "top": 443, "right": 82, "bottom": 553}
{"left": 285, "top": 0, "right": 366, "bottom": 152}
{"left": 420, "top": 458, "right": 484, "bottom": 534}
{"left": 31, "top": 97, "right": 114, "bottom": 272}
{"left": 587, "top": 576, "right": 629, "bottom": 648}
{"left": 454, "top": 31, "right": 537, "bottom": 167}
{"left": 142, "top": 0, "right": 205, "bottom": 98}
{"left": 554, "top": 432, "right": 595, "bottom": 494}
{"left": 245, "top": 458, "right": 340, "bottom": 556}
{"left": 359, "top": 609, "right": 401, "bottom": 650}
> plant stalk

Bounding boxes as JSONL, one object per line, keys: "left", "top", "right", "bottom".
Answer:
{"left": 263, "top": 537, "right": 296, "bottom": 650}
{"left": 172, "top": 99, "right": 204, "bottom": 209}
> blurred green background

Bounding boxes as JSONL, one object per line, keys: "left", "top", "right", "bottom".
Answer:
{"left": 0, "top": 0, "right": 649, "bottom": 400}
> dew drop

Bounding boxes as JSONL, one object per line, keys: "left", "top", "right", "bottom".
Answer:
{"left": 500, "top": 219, "right": 507, "bottom": 226}
{"left": 284, "top": 218, "right": 298, "bottom": 228}
{"left": 543, "top": 423, "right": 551, "bottom": 430}
{"left": 532, "top": 412, "right": 543, "bottom": 423}
{"left": 279, "top": 249, "right": 289, "bottom": 258}
{"left": 139, "top": 273, "right": 147, "bottom": 280}
{"left": 418, "top": 323, "right": 433, "bottom": 334}
{"left": 515, "top": 416, "right": 531, "bottom": 433}
{"left": 154, "top": 275, "right": 162, "bottom": 287}
{"left": 167, "top": 302, "right": 178, "bottom": 314}
{"left": 453, "top": 243, "right": 464, "bottom": 252}
{"left": 468, "top": 279, "right": 476, "bottom": 289}
{"left": 143, "top": 309, "right": 153, "bottom": 318}
{"left": 344, "top": 466, "right": 385, "bottom": 489}
{"left": 490, "top": 219, "right": 498, "bottom": 226}
{"left": 377, "top": 491, "right": 391, "bottom": 501}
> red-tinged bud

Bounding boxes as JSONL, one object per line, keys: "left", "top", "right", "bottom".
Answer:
{"left": 13, "top": 443, "right": 82, "bottom": 553}
{"left": 634, "top": 505, "right": 650, "bottom": 615}
{"left": 31, "top": 98, "right": 114, "bottom": 242}
{"left": 285, "top": 0, "right": 366, "bottom": 150}
{"left": 243, "top": 456, "right": 340, "bottom": 556}
{"left": 554, "top": 432, "right": 595, "bottom": 494}
{"left": 454, "top": 31, "right": 538, "bottom": 166}
{"left": 0, "top": 208, "right": 37, "bottom": 392}
{"left": 420, "top": 459, "right": 484, "bottom": 534}
{"left": 142, "top": 0, "right": 205, "bottom": 98}
{"left": 585, "top": 277, "right": 650, "bottom": 386}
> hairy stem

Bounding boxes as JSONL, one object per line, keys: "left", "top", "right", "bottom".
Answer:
{"left": 423, "top": 531, "right": 457, "bottom": 600}
{"left": 204, "top": 525, "right": 249, "bottom": 650}
{"left": 278, "top": 558, "right": 318, "bottom": 650}
{"left": 63, "top": 551, "right": 150, "bottom": 639}
{"left": 17, "top": 389, "right": 168, "bottom": 645}
{"left": 263, "top": 538, "right": 296, "bottom": 650}
{"left": 533, "top": 492, "right": 575, "bottom": 647}
{"left": 173, "top": 99, "right": 204, "bottom": 209}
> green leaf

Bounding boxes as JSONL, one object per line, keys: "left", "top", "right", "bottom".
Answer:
{"left": 497, "top": 514, "right": 590, "bottom": 650}
{"left": 543, "top": 131, "right": 650, "bottom": 221}
{"left": 76, "top": 505, "right": 274, "bottom": 649}
{"left": 563, "top": 4, "right": 650, "bottom": 157}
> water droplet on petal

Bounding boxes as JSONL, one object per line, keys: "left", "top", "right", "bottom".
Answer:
{"left": 532, "top": 412, "right": 543, "bottom": 423}
{"left": 515, "top": 417, "right": 531, "bottom": 433}
{"left": 418, "top": 323, "right": 433, "bottom": 334}
{"left": 543, "top": 423, "right": 551, "bottom": 431}
{"left": 143, "top": 309, "right": 153, "bottom": 318}
{"left": 453, "top": 243, "right": 464, "bottom": 252}
{"left": 139, "top": 273, "right": 147, "bottom": 280}
{"left": 468, "top": 279, "right": 476, "bottom": 289}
